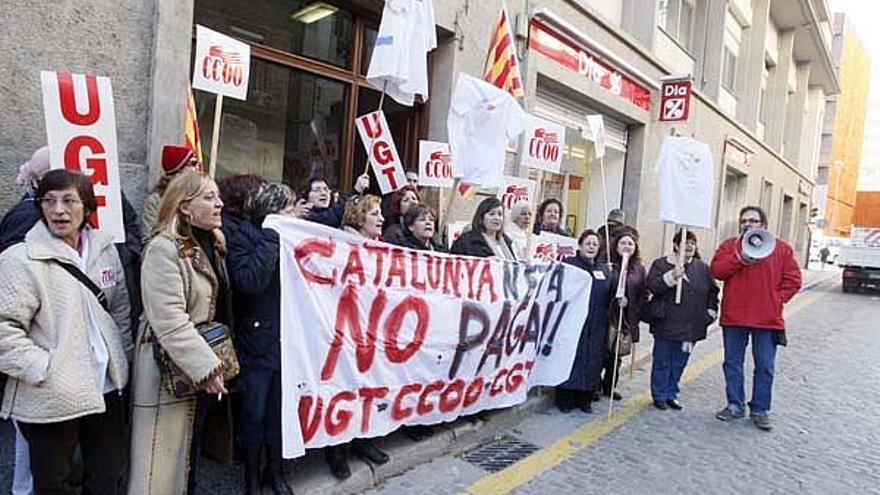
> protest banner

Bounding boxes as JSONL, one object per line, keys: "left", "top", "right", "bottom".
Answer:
{"left": 41, "top": 71, "right": 125, "bottom": 243}
{"left": 496, "top": 176, "right": 536, "bottom": 210}
{"left": 531, "top": 232, "right": 579, "bottom": 261}
{"left": 266, "top": 218, "right": 593, "bottom": 458}
{"left": 192, "top": 25, "right": 252, "bottom": 177}
{"left": 356, "top": 110, "right": 407, "bottom": 195}
{"left": 519, "top": 115, "right": 565, "bottom": 174}
{"left": 418, "top": 141, "right": 454, "bottom": 188}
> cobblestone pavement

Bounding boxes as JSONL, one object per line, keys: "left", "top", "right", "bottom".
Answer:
{"left": 365, "top": 273, "right": 880, "bottom": 495}
{"left": 1, "top": 270, "right": 874, "bottom": 495}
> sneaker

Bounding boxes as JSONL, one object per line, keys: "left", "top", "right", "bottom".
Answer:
{"left": 715, "top": 406, "right": 746, "bottom": 421}
{"left": 750, "top": 413, "right": 772, "bottom": 431}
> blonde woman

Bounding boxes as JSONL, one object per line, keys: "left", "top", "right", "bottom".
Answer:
{"left": 129, "top": 170, "right": 233, "bottom": 495}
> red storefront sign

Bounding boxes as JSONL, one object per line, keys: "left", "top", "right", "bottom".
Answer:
{"left": 528, "top": 21, "right": 651, "bottom": 112}
{"left": 659, "top": 79, "right": 692, "bottom": 122}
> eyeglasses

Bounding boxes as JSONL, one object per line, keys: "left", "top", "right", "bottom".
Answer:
{"left": 40, "top": 196, "right": 82, "bottom": 209}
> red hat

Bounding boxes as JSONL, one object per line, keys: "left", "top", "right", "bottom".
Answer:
{"left": 161, "top": 145, "right": 195, "bottom": 176}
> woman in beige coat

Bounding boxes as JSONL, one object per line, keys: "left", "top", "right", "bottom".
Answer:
{"left": 0, "top": 169, "right": 132, "bottom": 494}
{"left": 129, "top": 170, "right": 232, "bottom": 495}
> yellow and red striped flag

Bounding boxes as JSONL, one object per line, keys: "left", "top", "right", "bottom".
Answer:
{"left": 483, "top": 2, "right": 524, "bottom": 98}
{"left": 184, "top": 87, "right": 204, "bottom": 169}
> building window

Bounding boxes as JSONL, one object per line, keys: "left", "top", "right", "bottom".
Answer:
{"left": 192, "top": 1, "right": 426, "bottom": 191}
{"left": 659, "top": 0, "right": 695, "bottom": 52}
{"left": 760, "top": 180, "right": 773, "bottom": 214}
{"left": 722, "top": 46, "right": 738, "bottom": 93}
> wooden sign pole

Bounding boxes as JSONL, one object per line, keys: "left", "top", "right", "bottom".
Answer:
{"left": 207, "top": 94, "right": 224, "bottom": 179}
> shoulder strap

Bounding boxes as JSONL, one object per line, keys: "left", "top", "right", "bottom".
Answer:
{"left": 53, "top": 261, "right": 110, "bottom": 312}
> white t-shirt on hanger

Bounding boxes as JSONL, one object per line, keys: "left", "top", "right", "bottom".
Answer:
{"left": 656, "top": 136, "right": 715, "bottom": 229}
{"left": 447, "top": 74, "right": 527, "bottom": 186}
{"left": 366, "top": 0, "right": 437, "bottom": 106}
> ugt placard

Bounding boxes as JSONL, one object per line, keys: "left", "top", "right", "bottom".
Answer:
{"left": 41, "top": 71, "right": 125, "bottom": 243}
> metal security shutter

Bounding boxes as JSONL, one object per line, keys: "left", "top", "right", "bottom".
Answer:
{"left": 533, "top": 87, "right": 629, "bottom": 151}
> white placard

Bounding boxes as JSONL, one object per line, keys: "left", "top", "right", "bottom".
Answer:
{"left": 583, "top": 115, "right": 606, "bottom": 159}
{"left": 531, "top": 232, "right": 579, "bottom": 261}
{"left": 418, "top": 141, "right": 454, "bottom": 188}
{"left": 495, "top": 176, "right": 537, "bottom": 210}
{"left": 519, "top": 115, "right": 565, "bottom": 173}
{"left": 192, "top": 25, "right": 251, "bottom": 100}
{"left": 41, "top": 71, "right": 125, "bottom": 243}
{"left": 355, "top": 110, "right": 407, "bottom": 195}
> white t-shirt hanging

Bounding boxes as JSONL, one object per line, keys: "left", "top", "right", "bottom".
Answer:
{"left": 366, "top": 0, "right": 437, "bottom": 106}
{"left": 447, "top": 74, "right": 527, "bottom": 186}
{"left": 656, "top": 136, "right": 716, "bottom": 229}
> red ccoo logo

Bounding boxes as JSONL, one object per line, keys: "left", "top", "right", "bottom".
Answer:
{"left": 500, "top": 185, "right": 530, "bottom": 209}
{"left": 202, "top": 46, "right": 245, "bottom": 87}
{"left": 424, "top": 150, "right": 452, "bottom": 179}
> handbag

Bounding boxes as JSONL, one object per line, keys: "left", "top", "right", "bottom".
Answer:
{"left": 607, "top": 323, "right": 633, "bottom": 357}
{"left": 151, "top": 321, "right": 240, "bottom": 399}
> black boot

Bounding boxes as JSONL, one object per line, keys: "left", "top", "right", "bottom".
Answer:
{"left": 325, "top": 445, "right": 351, "bottom": 480}
{"left": 264, "top": 445, "right": 293, "bottom": 495}
{"left": 351, "top": 439, "right": 389, "bottom": 465}
{"left": 244, "top": 447, "right": 263, "bottom": 495}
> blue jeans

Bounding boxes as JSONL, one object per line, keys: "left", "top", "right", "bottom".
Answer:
{"left": 722, "top": 327, "right": 778, "bottom": 414}
{"left": 651, "top": 337, "right": 692, "bottom": 401}
{"left": 238, "top": 365, "right": 283, "bottom": 449}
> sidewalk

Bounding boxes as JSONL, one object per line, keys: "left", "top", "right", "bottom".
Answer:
{"left": 263, "top": 267, "right": 840, "bottom": 495}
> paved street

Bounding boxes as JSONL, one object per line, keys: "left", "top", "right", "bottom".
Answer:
{"left": 0, "top": 270, "right": 877, "bottom": 494}
{"left": 364, "top": 271, "right": 880, "bottom": 495}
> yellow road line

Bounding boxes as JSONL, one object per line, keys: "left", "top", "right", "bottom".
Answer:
{"left": 456, "top": 275, "right": 831, "bottom": 495}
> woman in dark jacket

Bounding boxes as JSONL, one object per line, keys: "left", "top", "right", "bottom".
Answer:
{"left": 301, "top": 174, "right": 370, "bottom": 227}
{"left": 383, "top": 186, "right": 421, "bottom": 245}
{"left": 602, "top": 227, "right": 648, "bottom": 400}
{"left": 391, "top": 203, "right": 445, "bottom": 252}
{"left": 450, "top": 197, "right": 517, "bottom": 259}
{"left": 227, "top": 183, "right": 296, "bottom": 495}
{"left": 646, "top": 230, "right": 719, "bottom": 410}
{"left": 532, "top": 198, "right": 571, "bottom": 236}
{"left": 557, "top": 230, "right": 613, "bottom": 413}
{"left": 217, "top": 174, "right": 266, "bottom": 243}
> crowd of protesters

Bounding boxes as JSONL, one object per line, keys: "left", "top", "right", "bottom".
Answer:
{"left": 0, "top": 143, "right": 801, "bottom": 494}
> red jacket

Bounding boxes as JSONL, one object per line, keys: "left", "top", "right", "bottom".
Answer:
{"left": 710, "top": 236, "right": 802, "bottom": 330}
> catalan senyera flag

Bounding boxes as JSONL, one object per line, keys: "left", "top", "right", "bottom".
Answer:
{"left": 184, "top": 87, "right": 204, "bottom": 169}
{"left": 483, "top": 2, "right": 524, "bottom": 99}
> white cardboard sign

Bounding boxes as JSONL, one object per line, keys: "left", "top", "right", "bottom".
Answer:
{"left": 192, "top": 25, "right": 251, "bottom": 100}
{"left": 355, "top": 110, "right": 407, "bottom": 195}
{"left": 519, "top": 115, "right": 565, "bottom": 173}
{"left": 418, "top": 141, "right": 454, "bottom": 188}
{"left": 41, "top": 71, "right": 125, "bottom": 243}
{"left": 531, "top": 232, "right": 579, "bottom": 261}
{"left": 495, "top": 176, "right": 536, "bottom": 210}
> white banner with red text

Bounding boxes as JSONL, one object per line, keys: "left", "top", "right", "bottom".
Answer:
{"left": 267, "top": 217, "right": 592, "bottom": 458}
{"left": 41, "top": 71, "right": 125, "bottom": 243}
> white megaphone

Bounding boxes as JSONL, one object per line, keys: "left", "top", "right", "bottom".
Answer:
{"left": 741, "top": 228, "right": 776, "bottom": 261}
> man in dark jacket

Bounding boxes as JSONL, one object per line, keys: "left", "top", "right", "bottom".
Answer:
{"left": 710, "top": 206, "right": 802, "bottom": 431}
{"left": 596, "top": 208, "right": 627, "bottom": 266}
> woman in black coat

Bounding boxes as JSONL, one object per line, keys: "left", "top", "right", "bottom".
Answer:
{"left": 382, "top": 186, "right": 421, "bottom": 245}
{"left": 645, "top": 230, "right": 719, "bottom": 410}
{"left": 450, "top": 197, "right": 517, "bottom": 259}
{"left": 603, "top": 227, "right": 648, "bottom": 400}
{"left": 389, "top": 203, "right": 446, "bottom": 252}
{"left": 227, "top": 183, "right": 296, "bottom": 495}
{"left": 532, "top": 198, "right": 572, "bottom": 236}
{"left": 557, "top": 230, "right": 613, "bottom": 413}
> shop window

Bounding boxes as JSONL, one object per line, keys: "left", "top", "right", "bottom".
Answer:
{"left": 658, "top": 0, "right": 695, "bottom": 52}
{"left": 192, "top": 1, "right": 426, "bottom": 192}
{"left": 195, "top": 0, "right": 354, "bottom": 68}
{"left": 196, "top": 58, "right": 348, "bottom": 188}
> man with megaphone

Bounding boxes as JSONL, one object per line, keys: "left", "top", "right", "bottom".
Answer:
{"left": 710, "top": 206, "right": 802, "bottom": 431}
